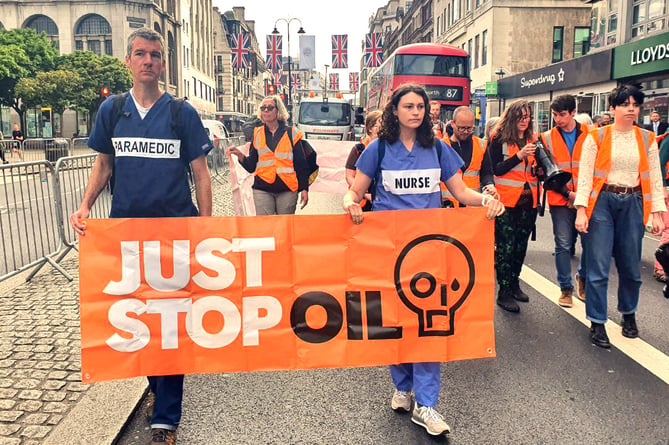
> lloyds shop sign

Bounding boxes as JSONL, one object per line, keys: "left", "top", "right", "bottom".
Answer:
{"left": 613, "top": 31, "right": 669, "bottom": 79}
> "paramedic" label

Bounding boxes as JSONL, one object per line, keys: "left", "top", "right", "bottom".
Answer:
{"left": 112, "top": 137, "right": 181, "bottom": 159}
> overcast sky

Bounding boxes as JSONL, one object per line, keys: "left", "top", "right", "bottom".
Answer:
{"left": 212, "top": 0, "right": 387, "bottom": 88}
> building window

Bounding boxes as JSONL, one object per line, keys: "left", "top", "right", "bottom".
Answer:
{"left": 482, "top": 29, "right": 488, "bottom": 65}
{"left": 552, "top": 26, "right": 564, "bottom": 63}
{"left": 74, "top": 14, "right": 112, "bottom": 56}
{"left": 453, "top": 0, "right": 459, "bottom": 23}
{"left": 607, "top": 1, "right": 618, "bottom": 45}
{"left": 474, "top": 34, "right": 479, "bottom": 68}
{"left": 437, "top": 17, "right": 441, "bottom": 36}
{"left": 23, "top": 15, "right": 59, "bottom": 49}
{"left": 467, "top": 38, "right": 472, "bottom": 62}
{"left": 632, "top": 0, "right": 667, "bottom": 37}
{"left": 168, "top": 32, "right": 177, "bottom": 86}
{"left": 573, "top": 27, "right": 590, "bottom": 57}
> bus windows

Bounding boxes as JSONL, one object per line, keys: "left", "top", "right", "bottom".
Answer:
{"left": 395, "top": 54, "right": 468, "bottom": 77}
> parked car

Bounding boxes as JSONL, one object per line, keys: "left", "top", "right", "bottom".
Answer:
{"left": 201, "top": 119, "right": 230, "bottom": 147}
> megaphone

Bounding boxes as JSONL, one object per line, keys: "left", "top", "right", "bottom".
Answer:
{"left": 533, "top": 138, "right": 572, "bottom": 192}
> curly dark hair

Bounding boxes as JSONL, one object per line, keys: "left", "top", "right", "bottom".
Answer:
{"left": 378, "top": 83, "right": 435, "bottom": 148}
{"left": 493, "top": 99, "right": 534, "bottom": 147}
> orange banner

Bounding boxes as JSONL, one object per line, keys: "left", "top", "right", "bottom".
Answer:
{"left": 79, "top": 208, "right": 496, "bottom": 382}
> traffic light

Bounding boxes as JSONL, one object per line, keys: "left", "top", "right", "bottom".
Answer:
{"left": 268, "top": 84, "right": 276, "bottom": 95}
{"left": 101, "top": 87, "right": 110, "bottom": 97}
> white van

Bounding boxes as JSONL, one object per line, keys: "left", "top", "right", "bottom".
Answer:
{"left": 201, "top": 119, "right": 230, "bottom": 147}
{"left": 295, "top": 96, "right": 354, "bottom": 141}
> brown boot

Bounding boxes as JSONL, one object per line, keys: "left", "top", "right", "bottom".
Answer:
{"left": 558, "top": 288, "right": 573, "bottom": 308}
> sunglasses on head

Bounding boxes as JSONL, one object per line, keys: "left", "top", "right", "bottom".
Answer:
{"left": 260, "top": 105, "right": 276, "bottom": 112}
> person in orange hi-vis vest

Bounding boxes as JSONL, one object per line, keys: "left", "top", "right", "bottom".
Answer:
{"left": 345, "top": 110, "right": 382, "bottom": 211}
{"left": 537, "top": 95, "right": 590, "bottom": 308}
{"left": 440, "top": 106, "right": 497, "bottom": 208}
{"left": 228, "top": 95, "right": 310, "bottom": 215}
{"left": 575, "top": 85, "right": 665, "bottom": 349}
{"left": 487, "top": 100, "right": 539, "bottom": 313}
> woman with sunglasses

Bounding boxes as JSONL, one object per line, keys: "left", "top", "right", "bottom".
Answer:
{"left": 486, "top": 100, "right": 538, "bottom": 313}
{"left": 228, "top": 96, "right": 310, "bottom": 215}
{"left": 343, "top": 83, "right": 504, "bottom": 437}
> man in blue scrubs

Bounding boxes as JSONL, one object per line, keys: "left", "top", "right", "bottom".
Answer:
{"left": 70, "top": 28, "right": 212, "bottom": 445}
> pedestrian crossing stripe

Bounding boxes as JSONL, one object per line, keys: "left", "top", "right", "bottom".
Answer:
{"left": 520, "top": 265, "right": 669, "bottom": 386}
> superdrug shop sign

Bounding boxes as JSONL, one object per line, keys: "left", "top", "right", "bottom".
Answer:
{"left": 498, "top": 49, "right": 613, "bottom": 98}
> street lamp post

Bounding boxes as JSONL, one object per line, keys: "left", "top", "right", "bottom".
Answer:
{"left": 272, "top": 17, "right": 305, "bottom": 125}
{"left": 494, "top": 67, "right": 507, "bottom": 116}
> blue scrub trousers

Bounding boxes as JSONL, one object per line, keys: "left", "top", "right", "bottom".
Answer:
{"left": 390, "top": 362, "right": 440, "bottom": 408}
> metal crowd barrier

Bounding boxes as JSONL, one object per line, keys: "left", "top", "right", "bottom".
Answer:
{"left": 0, "top": 161, "right": 71, "bottom": 281}
{"left": 0, "top": 134, "right": 240, "bottom": 283}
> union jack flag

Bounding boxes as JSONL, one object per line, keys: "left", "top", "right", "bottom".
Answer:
{"left": 365, "top": 32, "right": 383, "bottom": 68}
{"left": 349, "top": 72, "right": 359, "bottom": 92}
{"left": 331, "top": 34, "right": 348, "bottom": 69}
{"left": 273, "top": 72, "right": 283, "bottom": 91}
{"left": 266, "top": 35, "right": 282, "bottom": 72}
{"left": 230, "top": 32, "right": 250, "bottom": 70}
{"left": 291, "top": 73, "right": 301, "bottom": 89}
{"left": 329, "top": 73, "right": 339, "bottom": 91}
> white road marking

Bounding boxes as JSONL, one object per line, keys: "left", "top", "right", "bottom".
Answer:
{"left": 521, "top": 265, "right": 669, "bottom": 385}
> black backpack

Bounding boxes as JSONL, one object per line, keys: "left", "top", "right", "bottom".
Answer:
{"left": 242, "top": 117, "right": 263, "bottom": 142}
{"left": 107, "top": 93, "right": 186, "bottom": 192}
{"left": 285, "top": 128, "right": 319, "bottom": 186}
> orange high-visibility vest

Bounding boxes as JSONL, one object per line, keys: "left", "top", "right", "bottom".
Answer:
{"left": 440, "top": 135, "right": 485, "bottom": 207}
{"left": 586, "top": 125, "right": 654, "bottom": 224}
{"left": 494, "top": 141, "right": 538, "bottom": 208}
{"left": 253, "top": 125, "right": 301, "bottom": 192}
{"left": 542, "top": 123, "right": 589, "bottom": 207}
{"left": 433, "top": 122, "right": 444, "bottom": 139}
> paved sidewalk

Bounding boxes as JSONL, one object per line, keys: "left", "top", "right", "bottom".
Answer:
{"left": 0, "top": 173, "right": 234, "bottom": 445}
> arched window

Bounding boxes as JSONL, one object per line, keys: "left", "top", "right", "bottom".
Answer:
{"left": 154, "top": 23, "right": 162, "bottom": 34}
{"left": 168, "top": 31, "right": 177, "bottom": 87}
{"left": 23, "top": 15, "right": 59, "bottom": 49}
{"left": 74, "top": 14, "right": 112, "bottom": 56}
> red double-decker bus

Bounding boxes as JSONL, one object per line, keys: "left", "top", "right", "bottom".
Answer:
{"left": 366, "top": 43, "right": 470, "bottom": 120}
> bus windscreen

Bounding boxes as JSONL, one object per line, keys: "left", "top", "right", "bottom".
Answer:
{"left": 394, "top": 54, "right": 468, "bottom": 77}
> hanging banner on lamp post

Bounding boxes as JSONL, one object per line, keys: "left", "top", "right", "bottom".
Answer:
{"left": 299, "top": 35, "right": 316, "bottom": 70}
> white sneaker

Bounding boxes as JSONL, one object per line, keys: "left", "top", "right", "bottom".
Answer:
{"left": 411, "top": 405, "right": 451, "bottom": 436}
{"left": 390, "top": 389, "right": 412, "bottom": 412}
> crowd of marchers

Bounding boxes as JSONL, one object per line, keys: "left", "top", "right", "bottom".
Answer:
{"left": 68, "top": 25, "right": 669, "bottom": 444}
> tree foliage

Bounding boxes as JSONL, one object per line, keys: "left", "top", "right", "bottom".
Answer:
{"left": 0, "top": 29, "right": 58, "bottom": 112}
{"left": 56, "top": 52, "right": 132, "bottom": 116}
{"left": 15, "top": 69, "right": 81, "bottom": 115}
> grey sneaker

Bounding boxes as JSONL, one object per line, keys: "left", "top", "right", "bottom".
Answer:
{"left": 390, "top": 389, "right": 412, "bottom": 412}
{"left": 411, "top": 405, "right": 451, "bottom": 435}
